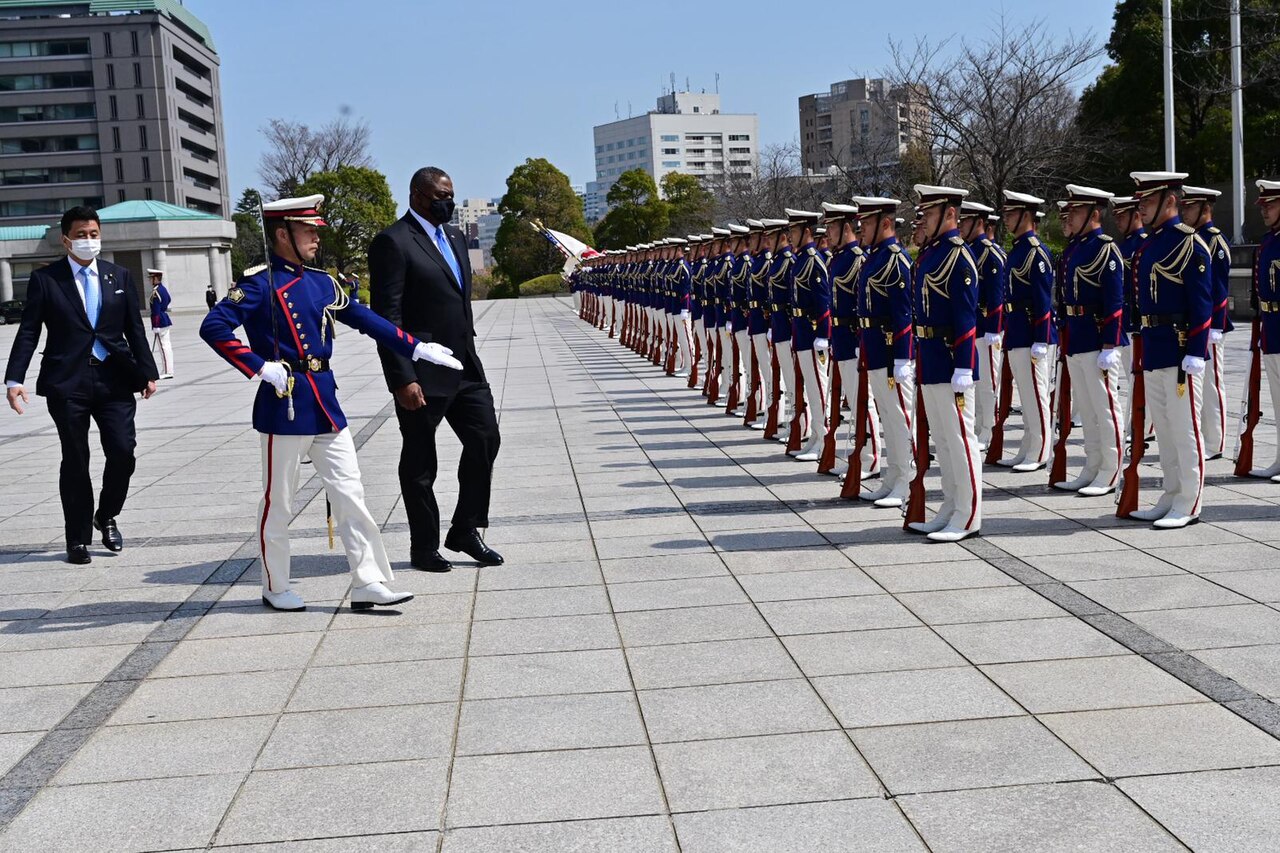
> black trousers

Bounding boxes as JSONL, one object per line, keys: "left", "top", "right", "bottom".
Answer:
{"left": 45, "top": 365, "right": 138, "bottom": 547}
{"left": 395, "top": 377, "right": 500, "bottom": 553}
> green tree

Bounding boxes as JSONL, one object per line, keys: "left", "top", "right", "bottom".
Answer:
{"left": 661, "top": 172, "right": 714, "bottom": 236}
{"left": 230, "top": 187, "right": 264, "bottom": 280}
{"left": 594, "top": 169, "right": 670, "bottom": 249}
{"left": 1077, "top": 0, "right": 1280, "bottom": 189}
{"left": 296, "top": 165, "right": 397, "bottom": 273}
{"left": 493, "top": 158, "right": 591, "bottom": 285}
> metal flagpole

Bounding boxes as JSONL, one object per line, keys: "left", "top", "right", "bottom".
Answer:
{"left": 1230, "top": 0, "right": 1245, "bottom": 244}
{"left": 1162, "top": 0, "right": 1176, "bottom": 171}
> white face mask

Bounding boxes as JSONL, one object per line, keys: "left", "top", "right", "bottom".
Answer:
{"left": 69, "top": 238, "right": 101, "bottom": 261}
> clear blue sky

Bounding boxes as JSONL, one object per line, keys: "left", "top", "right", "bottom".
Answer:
{"left": 190, "top": 0, "right": 1120, "bottom": 209}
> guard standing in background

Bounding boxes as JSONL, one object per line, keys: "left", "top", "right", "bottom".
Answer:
{"left": 148, "top": 268, "right": 174, "bottom": 380}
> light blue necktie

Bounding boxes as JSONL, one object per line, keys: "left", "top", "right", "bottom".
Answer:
{"left": 434, "top": 225, "right": 463, "bottom": 289}
{"left": 81, "top": 267, "right": 108, "bottom": 360}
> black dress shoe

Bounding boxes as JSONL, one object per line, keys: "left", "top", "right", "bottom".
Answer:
{"left": 444, "top": 528, "right": 504, "bottom": 565}
{"left": 93, "top": 516, "right": 123, "bottom": 552}
{"left": 410, "top": 550, "right": 452, "bottom": 573}
{"left": 66, "top": 544, "right": 91, "bottom": 565}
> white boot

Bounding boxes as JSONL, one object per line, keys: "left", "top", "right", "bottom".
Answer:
{"left": 262, "top": 589, "right": 305, "bottom": 612}
{"left": 1128, "top": 496, "right": 1175, "bottom": 522}
{"left": 928, "top": 525, "right": 980, "bottom": 542}
{"left": 350, "top": 582, "right": 414, "bottom": 610}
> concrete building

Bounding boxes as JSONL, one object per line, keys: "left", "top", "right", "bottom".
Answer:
{"left": 798, "top": 78, "right": 929, "bottom": 177}
{"left": 581, "top": 180, "right": 608, "bottom": 224}
{"left": 591, "top": 91, "right": 758, "bottom": 216}
{"left": 475, "top": 211, "right": 501, "bottom": 269}
{"left": 0, "top": 0, "right": 229, "bottom": 224}
{"left": 0, "top": 198, "right": 233, "bottom": 307}
{"left": 452, "top": 197, "right": 497, "bottom": 229}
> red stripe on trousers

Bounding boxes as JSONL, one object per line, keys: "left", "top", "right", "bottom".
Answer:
{"left": 955, "top": 394, "right": 979, "bottom": 530}
{"left": 260, "top": 434, "right": 275, "bottom": 592}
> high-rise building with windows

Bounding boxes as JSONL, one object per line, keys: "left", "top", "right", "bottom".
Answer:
{"left": 590, "top": 91, "right": 758, "bottom": 221}
{"left": 798, "top": 78, "right": 930, "bottom": 177}
{"left": 0, "top": 0, "right": 228, "bottom": 223}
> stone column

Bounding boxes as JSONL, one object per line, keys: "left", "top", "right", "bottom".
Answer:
{"left": 0, "top": 258, "right": 12, "bottom": 302}
{"left": 206, "top": 247, "right": 223, "bottom": 296}
{"left": 153, "top": 247, "right": 167, "bottom": 271}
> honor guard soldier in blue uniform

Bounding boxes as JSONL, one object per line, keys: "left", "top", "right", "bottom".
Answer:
{"left": 853, "top": 196, "right": 916, "bottom": 504}
{"left": 1112, "top": 195, "right": 1152, "bottom": 439}
{"left": 752, "top": 220, "right": 787, "bottom": 430}
{"left": 958, "top": 202, "right": 1004, "bottom": 449}
{"left": 671, "top": 238, "right": 694, "bottom": 378}
{"left": 1180, "top": 186, "right": 1232, "bottom": 459}
{"left": 824, "top": 203, "right": 880, "bottom": 478}
{"left": 1125, "top": 172, "right": 1213, "bottom": 528}
{"left": 786, "top": 209, "right": 832, "bottom": 462}
{"left": 147, "top": 268, "right": 175, "bottom": 379}
{"left": 725, "top": 223, "right": 751, "bottom": 414}
{"left": 1055, "top": 185, "right": 1127, "bottom": 495}
{"left": 742, "top": 220, "right": 768, "bottom": 426}
{"left": 996, "top": 190, "right": 1056, "bottom": 471}
{"left": 908, "top": 185, "right": 982, "bottom": 541}
{"left": 767, "top": 224, "right": 797, "bottom": 434}
{"left": 201, "top": 195, "right": 462, "bottom": 611}
{"left": 1247, "top": 180, "right": 1280, "bottom": 478}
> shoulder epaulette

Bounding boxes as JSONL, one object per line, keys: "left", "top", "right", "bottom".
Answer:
{"left": 242, "top": 264, "right": 267, "bottom": 277}
{"left": 979, "top": 237, "right": 993, "bottom": 247}
{"left": 1175, "top": 222, "right": 1195, "bottom": 235}
{"left": 1098, "top": 234, "right": 1114, "bottom": 243}
{"left": 949, "top": 235, "right": 965, "bottom": 246}
{"left": 888, "top": 243, "right": 902, "bottom": 254}
{"left": 1028, "top": 235, "right": 1042, "bottom": 248}
{"left": 1207, "top": 225, "right": 1222, "bottom": 235}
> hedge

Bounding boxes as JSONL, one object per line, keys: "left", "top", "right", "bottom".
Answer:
{"left": 518, "top": 274, "right": 566, "bottom": 296}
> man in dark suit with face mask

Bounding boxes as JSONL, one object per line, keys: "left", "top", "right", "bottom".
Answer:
{"left": 368, "top": 167, "right": 502, "bottom": 571}
{"left": 5, "top": 206, "right": 159, "bottom": 563}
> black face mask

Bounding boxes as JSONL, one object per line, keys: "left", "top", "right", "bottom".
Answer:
{"left": 428, "top": 197, "right": 455, "bottom": 224}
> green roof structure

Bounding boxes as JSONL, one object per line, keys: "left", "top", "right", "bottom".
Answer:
{"left": 96, "top": 199, "right": 220, "bottom": 223}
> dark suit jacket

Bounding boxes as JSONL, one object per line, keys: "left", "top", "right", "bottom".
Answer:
{"left": 368, "top": 213, "right": 482, "bottom": 396}
{"left": 4, "top": 257, "right": 159, "bottom": 397}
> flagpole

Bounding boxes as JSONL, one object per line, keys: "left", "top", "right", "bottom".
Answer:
{"left": 1230, "top": 0, "right": 1245, "bottom": 243}
{"left": 1162, "top": 0, "right": 1176, "bottom": 171}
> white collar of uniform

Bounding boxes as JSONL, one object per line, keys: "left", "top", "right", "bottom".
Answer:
{"left": 69, "top": 256, "right": 98, "bottom": 280}
{"left": 409, "top": 206, "right": 447, "bottom": 239}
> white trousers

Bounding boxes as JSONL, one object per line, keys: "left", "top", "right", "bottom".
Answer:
{"left": 573, "top": 291, "right": 582, "bottom": 313}
{"left": 718, "top": 326, "right": 736, "bottom": 398}
{"left": 152, "top": 327, "right": 174, "bottom": 376}
{"left": 751, "top": 333, "right": 773, "bottom": 414}
{"left": 733, "top": 329, "right": 752, "bottom": 402}
{"left": 1008, "top": 346, "right": 1051, "bottom": 465}
{"left": 774, "top": 340, "right": 793, "bottom": 423}
{"left": 1260, "top": 353, "right": 1280, "bottom": 469}
{"left": 1064, "top": 351, "right": 1124, "bottom": 489}
{"left": 795, "top": 347, "right": 828, "bottom": 448}
{"left": 1202, "top": 339, "right": 1227, "bottom": 456}
{"left": 921, "top": 383, "right": 982, "bottom": 531}
{"left": 676, "top": 314, "right": 693, "bottom": 372}
{"left": 1147, "top": 366, "right": 1205, "bottom": 517}
{"left": 864, "top": 358, "right": 915, "bottom": 490}
{"left": 834, "top": 358, "right": 881, "bottom": 472}
{"left": 257, "top": 429, "right": 394, "bottom": 594}
{"left": 600, "top": 295, "right": 612, "bottom": 330}
{"left": 1123, "top": 344, "right": 1155, "bottom": 439}
{"left": 975, "top": 335, "right": 1002, "bottom": 444}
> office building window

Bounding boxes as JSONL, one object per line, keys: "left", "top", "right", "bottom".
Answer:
{"left": 103, "top": 32, "right": 112, "bottom": 56}
{"left": 729, "top": 160, "right": 751, "bottom": 167}
{"left": 660, "top": 134, "right": 678, "bottom": 142}
{"left": 115, "top": 158, "right": 123, "bottom": 181}
{"left": 0, "top": 196, "right": 101, "bottom": 217}
{"left": 626, "top": 139, "right": 634, "bottom": 147}
{"left": 141, "top": 156, "right": 150, "bottom": 180}
{"left": 106, "top": 65, "right": 115, "bottom": 88}
{"left": 729, "top": 134, "right": 751, "bottom": 141}
{"left": 133, "top": 63, "right": 141, "bottom": 87}
{"left": 0, "top": 102, "right": 95, "bottom": 124}
{"left": 144, "top": 187, "right": 153, "bottom": 200}
{"left": 0, "top": 39, "right": 90, "bottom": 58}
{"left": 139, "top": 125, "right": 147, "bottom": 150}
{"left": 595, "top": 145, "right": 603, "bottom": 153}
{"left": 117, "top": 190, "right": 126, "bottom": 202}
{"left": 0, "top": 134, "right": 97, "bottom": 154}
{"left": 136, "top": 93, "right": 144, "bottom": 118}
{"left": 729, "top": 147, "right": 750, "bottom": 154}
{"left": 0, "top": 165, "right": 102, "bottom": 186}
{"left": 112, "top": 126, "right": 120, "bottom": 150}
{"left": 108, "top": 95, "right": 118, "bottom": 120}
{"left": 0, "top": 72, "right": 93, "bottom": 92}
{"left": 662, "top": 148, "right": 678, "bottom": 155}
{"left": 661, "top": 161, "right": 681, "bottom": 168}
{"left": 131, "top": 31, "right": 139, "bottom": 55}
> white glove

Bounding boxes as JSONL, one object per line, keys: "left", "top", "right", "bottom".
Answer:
{"left": 951, "top": 368, "right": 975, "bottom": 393}
{"left": 258, "top": 362, "right": 289, "bottom": 395}
{"left": 1097, "top": 348, "right": 1121, "bottom": 371}
{"left": 893, "top": 359, "right": 913, "bottom": 385}
{"left": 1209, "top": 329, "right": 1224, "bottom": 345}
{"left": 1030, "top": 342, "right": 1049, "bottom": 360}
{"left": 983, "top": 332, "right": 1001, "bottom": 346}
{"left": 1181, "top": 354, "right": 1206, "bottom": 376}
{"left": 413, "top": 341, "right": 464, "bottom": 371}
{"left": 814, "top": 337, "right": 830, "bottom": 353}
{"left": 680, "top": 309, "right": 690, "bottom": 319}
{"left": 726, "top": 321, "right": 733, "bottom": 333}
{"left": 766, "top": 329, "right": 773, "bottom": 344}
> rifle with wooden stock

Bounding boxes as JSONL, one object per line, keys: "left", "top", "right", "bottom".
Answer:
{"left": 1235, "top": 301, "right": 1262, "bottom": 477}
{"left": 903, "top": 380, "right": 929, "bottom": 528}
{"left": 1049, "top": 327, "right": 1072, "bottom": 485}
{"left": 743, "top": 345, "right": 760, "bottom": 425}
{"left": 984, "top": 355, "right": 1013, "bottom": 464}
{"left": 786, "top": 358, "right": 806, "bottom": 453}
{"left": 839, "top": 357, "right": 869, "bottom": 498}
{"left": 818, "top": 358, "right": 843, "bottom": 474}
{"left": 763, "top": 344, "right": 782, "bottom": 439}
{"left": 1116, "top": 336, "right": 1146, "bottom": 518}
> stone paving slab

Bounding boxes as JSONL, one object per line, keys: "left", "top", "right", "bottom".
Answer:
{"left": 0, "top": 297, "right": 1279, "bottom": 849}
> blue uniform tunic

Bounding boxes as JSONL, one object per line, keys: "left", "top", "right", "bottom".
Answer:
{"left": 1130, "top": 217, "right": 1212, "bottom": 371}
{"left": 1199, "top": 222, "right": 1234, "bottom": 335}
{"left": 201, "top": 255, "right": 419, "bottom": 436}
{"left": 969, "top": 237, "right": 1005, "bottom": 337}
{"left": 1004, "top": 231, "right": 1057, "bottom": 350}
{"left": 828, "top": 242, "right": 862, "bottom": 362}
{"left": 1060, "top": 227, "right": 1127, "bottom": 356}
{"left": 1256, "top": 229, "right": 1280, "bottom": 354}
{"left": 790, "top": 242, "right": 831, "bottom": 351}
{"left": 748, "top": 252, "right": 771, "bottom": 336}
{"left": 912, "top": 230, "right": 979, "bottom": 386}
{"left": 857, "top": 236, "right": 914, "bottom": 373}
{"left": 768, "top": 249, "right": 795, "bottom": 343}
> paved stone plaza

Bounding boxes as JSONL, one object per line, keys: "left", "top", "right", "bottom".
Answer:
{"left": 2, "top": 296, "right": 1280, "bottom": 851}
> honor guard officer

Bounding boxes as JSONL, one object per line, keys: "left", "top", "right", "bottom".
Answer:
{"left": 786, "top": 209, "right": 832, "bottom": 462}
{"left": 1113, "top": 195, "right": 1152, "bottom": 439}
{"left": 959, "top": 202, "right": 1005, "bottom": 449}
{"left": 997, "top": 190, "right": 1056, "bottom": 471}
{"left": 201, "top": 195, "right": 462, "bottom": 611}
{"left": 743, "top": 220, "right": 770, "bottom": 427}
{"left": 725, "top": 223, "right": 752, "bottom": 413}
{"left": 767, "top": 221, "right": 797, "bottom": 436}
{"left": 1248, "top": 180, "right": 1280, "bottom": 478}
{"left": 1055, "top": 185, "right": 1127, "bottom": 495}
{"left": 147, "top": 268, "right": 174, "bottom": 379}
{"left": 1126, "top": 171, "right": 1212, "bottom": 528}
{"left": 1180, "top": 185, "right": 1233, "bottom": 459}
{"left": 907, "top": 186, "right": 982, "bottom": 541}
{"left": 671, "top": 238, "right": 694, "bottom": 378}
{"left": 854, "top": 196, "right": 916, "bottom": 505}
